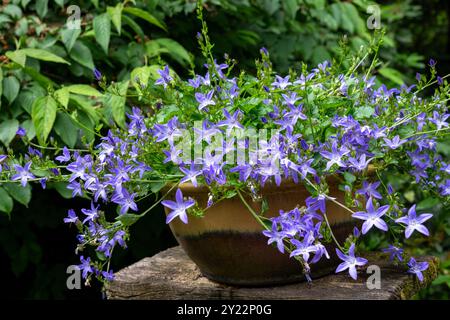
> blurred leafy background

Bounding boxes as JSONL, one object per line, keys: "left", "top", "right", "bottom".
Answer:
{"left": 0, "top": 0, "right": 448, "bottom": 299}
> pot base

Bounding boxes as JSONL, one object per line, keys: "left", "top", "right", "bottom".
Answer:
{"left": 173, "top": 228, "right": 347, "bottom": 287}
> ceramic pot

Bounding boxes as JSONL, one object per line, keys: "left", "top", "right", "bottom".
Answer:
{"left": 164, "top": 179, "right": 355, "bottom": 286}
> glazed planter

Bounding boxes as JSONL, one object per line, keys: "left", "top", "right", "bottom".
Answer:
{"left": 164, "top": 179, "right": 355, "bottom": 286}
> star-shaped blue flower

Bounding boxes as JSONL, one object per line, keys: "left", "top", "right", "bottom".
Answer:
{"left": 395, "top": 204, "right": 432, "bottom": 238}
{"left": 162, "top": 189, "right": 195, "bottom": 224}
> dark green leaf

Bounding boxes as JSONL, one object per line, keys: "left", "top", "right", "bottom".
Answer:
{"left": 70, "top": 40, "right": 95, "bottom": 70}
{"left": 4, "top": 183, "right": 32, "bottom": 207}
{"left": 153, "top": 38, "right": 192, "bottom": 67}
{"left": 21, "top": 119, "right": 36, "bottom": 140}
{"left": 0, "top": 187, "right": 13, "bottom": 215}
{"left": 378, "top": 67, "right": 405, "bottom": 86}
{"left": 416, "top": 197, "right": 440, "bottom": 211}
{"left": 149, "top": 181, "right": 166, "bottom": 193}
{"left": 53, "top": 113, "right": 78, "bottom": 148}
{"left": 0, "top": 119, "right": 19, "bottom": 146}
{"left": 2, "top": 76, "right": 20, "bottom": 104}
{"left": 116, "top": 213, "right": 142, "bottom": 227}
{"left": 60, "top": 27, "right": 81, "bottom": 52}
{"left": 123, "top": 7, "right": 167, "bottom": 32}
{"left": 93, "top": 13, "right": 111, "bottom": 54}
{"left": 35, "top": 0, "right": 48, "bottom": 18}
{"left": 48, "top": 182, "right": 73, "bottom": 199}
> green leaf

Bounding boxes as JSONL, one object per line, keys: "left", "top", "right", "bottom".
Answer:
{"left": 22, "top": 66, "right": 54, "bottom": 88}
{"left": 4, "top": 183, "right": 32, "bottom": 207}
{"left": 3, "top": 4, "right": 22, "bottom": 19}
{"left": 2, "top": 76, "right": 20, "bottom": 104}
{"left": 65, "top": 84, "right": 102, "bottom": 97}
{"left": 0, "top": 119, "right": 19, "bottom": 146}
{"left": 338, "top": 2, "right": 354, "bottom": 33}
{"left": 123, "top": 7, "right": 167, "bottom": 32}
{"left": 60, "top": 27, "right": 81, "bottom": 52}
{"left": 433, "top": 275, "right": 450, "bottom": 287}
{"left": 116, "top": 213, "right": 142, "bottom": 227}
{"left": 378, "top": 67, "right": 405, "bottom": 86}
{"left": 354, "top": 106, "right": 375, "bottom": 119}
{"left": 21, "top": 119, "right": 36, "bottom": 140}
{"left": 149, "top": 181, "right": 166, "bottom": 193}
{"left": 93, "top": 13, "right": 111, "bottom": 54}
{"left": 341, "top": 2, "right": 366, "bottom": 34}
{"left": 35, "top": 0, "right": 48, "bottom": 18}
{"left": 104, "top": 80, "right": 129, "bottom": 128}
{"left": 54, "top": 0, "right": 65, "bottom": 8}
{"left": 20, "top": 48, "right": 70, "bottom": 64}
{"left": 0, "top": 68, "right": 2, "bottom": 110}
{"left": 53, "top": 113, "right": 78, "bottom": 148}
{"left": 153, "top": 38, "right": 192, "bottom": 67}
{"left": 54, "top": 88, "right": 70, "bottom": 108}
{"left": 5, "top": 50, "right": 26, "bottom": 67}
{"left": 416, "top": 197, "right": 440, "bottom": 211}
{"left": 48, "top": 182, "right": 73, "bottom": 199}
{"left": 16, "top": 86, "right": 46, "bottom": 115}
{"left": 122, "top": 14, "right": 145, "bottom": 40}
{"left": 70, "top": 40, "right": 95, "bottom": 70}
{"left": 0, "top": 187, "right": 13, "bottom": 216}
{"left": 130, "top": 66, "right": 151, "bottom": 89}
{"left": 107, "top": 3, "right": 123, "bottom": 35}
{"left": 70, "top": 95, "right": 100, "bottom": 125}
{"left": 343, "top": 172, "right": 356, "bottom": 184}
{"left": 31, "top": 96, "right": 58, "bottom": 144}
{"left": 283, "top": 0, "right": 300, "bottom": 20}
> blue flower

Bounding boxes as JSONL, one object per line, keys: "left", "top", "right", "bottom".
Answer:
{"left": 56, "top": 147, "right": 71, "bottom": 163}
{"left": 262, "top": 222, "right": 287, "bottom": 253}
{"left": 217, "top": 109, "right": 243, "bottom": 135}
{"left": 79, "top": 256, "right": 94, "bottom": 279}
{"left": 382, "top": 245, "right": 403, "bottom": 262}
{"left": 407, "top": 257, "right": 429, "bottom": 282}
{"left": 93, "top": 68, "right": 102, "bottom": 81}
{"left": 11, "top": 162, "right": 35, "bottom": 187}
{"left": 395, "top": 204, "right": 432, "bottom": 238}
{"left": 352, "top": 198, "right": 389, "bottom": 234}
{"left": 356, "top": 181, "right": 382, "bottom": 199}
{"left": 320, "top": 141, "right": 349, "bottom": 171}
{"left": 0, "top": 154, "right": 7, "bottom": 173}
{"left": 195, "top": 89, "right": 216, "bottom": 111}
{"left": 16, "top": 127, "right": 26, "bottom": 137}
{"left": 348, "top": 153, "right": 372, "bottom": 171}
{"left": 180, "top": 163, "right": 202, "bottom": 187}
{"left": 335, "top": 243, "right": 368, "bottom": 280}
{"left": 271, "top": 75, "right": 292, "bottom": 89}
{"left": 64, "top": 209, "right": 79, "bottom": 224}
{"left": 81, "top": 202, "right": 100, "bottom": 224}
{"left": 289, "top": 235, "right": 318, "bottom": 262}
{"left": 102, "top": 270, "right": 115, "bottom": 281}
{"left": 162, "top": 189, "right": 195, "bottom": 224}
{"left": 155, "top": 65, "right": 173, "bottom": 88}
{"left": 383, "top": 135, "right": 406, "bottom": 149}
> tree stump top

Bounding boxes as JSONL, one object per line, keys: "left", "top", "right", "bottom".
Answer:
{"left": 105, "top": 246, "right": 438, "bottom": 300}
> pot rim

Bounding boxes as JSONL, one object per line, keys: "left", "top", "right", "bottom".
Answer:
{"left": 163, "top": 165, "right": 376, "bottom": 194}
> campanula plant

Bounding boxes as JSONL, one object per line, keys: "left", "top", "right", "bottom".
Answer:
{"left": 0, "top": 7, "right": 448, "bottom": 286}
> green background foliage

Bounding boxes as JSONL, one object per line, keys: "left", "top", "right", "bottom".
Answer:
{"left": 0, "top": 0, "right": 449, "bottom": 298}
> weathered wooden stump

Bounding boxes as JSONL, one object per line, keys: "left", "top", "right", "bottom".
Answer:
{"left": 106, "top": 246, "right": 438, "bottom": 300}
